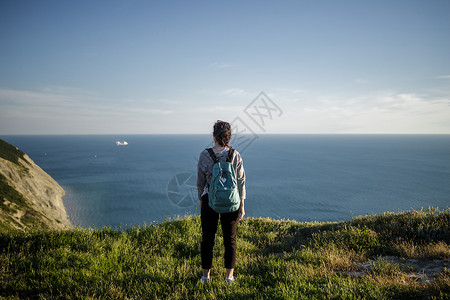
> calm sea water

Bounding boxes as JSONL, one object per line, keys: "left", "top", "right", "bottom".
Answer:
{"left": 2, "top": 134, "right": 449, "bottom": 228}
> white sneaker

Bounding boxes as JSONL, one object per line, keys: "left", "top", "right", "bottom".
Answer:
{"left": 225, "top": 276, "right": 235, "bottom": 284}
{"left": 199, "top": 276, "right": 210, "bottom": 284}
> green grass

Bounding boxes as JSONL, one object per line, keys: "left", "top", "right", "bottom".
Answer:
{"left": 0, "top": 139, "right": 26, "bottom": 166}
{"left": 0, "top": 208, "right": 449, "bottom": 299}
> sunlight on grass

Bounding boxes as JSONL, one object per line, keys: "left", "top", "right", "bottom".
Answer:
{"left": 0, "top": 208, "right": 448, "bottom": 299}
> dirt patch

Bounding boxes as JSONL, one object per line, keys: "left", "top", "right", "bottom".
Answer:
{"left": 342, "top": 256, "right": 449, "bottom": 283}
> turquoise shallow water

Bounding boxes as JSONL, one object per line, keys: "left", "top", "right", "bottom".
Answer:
{"left": 2, "top": 134, "right": 449, "bottom": 228}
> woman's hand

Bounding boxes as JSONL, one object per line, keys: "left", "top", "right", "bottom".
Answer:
{"left": 238, "top": 205, "right": 245, "bottom": 221}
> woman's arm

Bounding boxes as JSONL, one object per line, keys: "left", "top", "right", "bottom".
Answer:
{"left": 235, "top": 151, "right": 246, "bottom": 221}
{"left": 235, "top": 152, "right": 246, "bottom": 201}
{"left": 197, "top": 152, "right": 207, "bottom": 201}
{"left": 238, "top": 199, "right": 245, "bottom": 221}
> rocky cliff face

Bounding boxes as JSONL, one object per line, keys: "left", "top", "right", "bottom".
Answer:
{"left": 0, "top": 139, "right": 71, "bottom": 231}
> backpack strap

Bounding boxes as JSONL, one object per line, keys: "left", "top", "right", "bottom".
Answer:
{"left": 226, "top": 148, "right": 235, "bottom": 162}
{"left": 207, "top": 148, "right": 235, "bottom": 163}
{"left": 206, "top": 148, "right": 219, "bottom": 163}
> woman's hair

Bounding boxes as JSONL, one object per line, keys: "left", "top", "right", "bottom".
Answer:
{"left": 213, "top": 120, "right": 232, "bottom": 148}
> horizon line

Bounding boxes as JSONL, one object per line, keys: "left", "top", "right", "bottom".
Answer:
{"left": 2, "top": 133, "right": 450, "bottom": 136}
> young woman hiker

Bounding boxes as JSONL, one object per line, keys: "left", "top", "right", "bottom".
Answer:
{"left": 197, "top": 120, "right": 246, "bottom": 283}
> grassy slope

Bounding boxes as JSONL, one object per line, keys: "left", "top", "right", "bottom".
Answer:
{"left": 0, "top": 208, "right": 448, "bottom": 299}
{"left": 0, "top": 173, "right": 48, "bottom": 232}
{"left": 0, "top": 139, "right": 25, "bottom": 166}
{"left": 0, "top": 139, "right": 49, "bottom": 232}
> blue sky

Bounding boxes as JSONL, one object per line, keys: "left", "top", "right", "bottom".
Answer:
{"left": 1, "top": 0, "right": 449, "bottom": 134}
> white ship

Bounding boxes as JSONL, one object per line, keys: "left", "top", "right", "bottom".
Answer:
{"left": 116, "top": 141, "right": 128, "bottom": 146}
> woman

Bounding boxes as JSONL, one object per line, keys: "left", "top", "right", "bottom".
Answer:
{"left": 197, "top": 120, "right": 246, "bottom": 283}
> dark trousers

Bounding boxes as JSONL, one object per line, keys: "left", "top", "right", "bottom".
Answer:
{"left": 201, "top": 194, "right": 240, "bottom": 269}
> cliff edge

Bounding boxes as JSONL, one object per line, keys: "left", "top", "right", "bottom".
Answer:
{"left": 0, "top": 138, "right": 71, "bottom": 231}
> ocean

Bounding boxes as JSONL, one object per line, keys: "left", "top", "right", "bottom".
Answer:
{"left": 2, "top": 134, "right": 449, "bottom": 228}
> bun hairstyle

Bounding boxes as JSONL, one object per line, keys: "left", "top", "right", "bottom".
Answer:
{"left": 213, "top": 120, "right": 232, "bottom": 148}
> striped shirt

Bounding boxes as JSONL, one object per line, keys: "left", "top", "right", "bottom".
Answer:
{"left": 197, "top": 147, "right": 246, "bottom": 201}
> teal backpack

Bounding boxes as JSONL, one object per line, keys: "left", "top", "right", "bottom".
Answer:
{"left": 207, "top": 148, "right": 241, "bottom": 214}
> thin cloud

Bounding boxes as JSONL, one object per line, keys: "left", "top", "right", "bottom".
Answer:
{"left": 40, "top": 85, "right": 99, "bottom": 97}
{"left": 273, "top": 88, "right": 305, "bottom": 94}
{"left": 222, "top": 88, "right": 248, "bottom": 97}
{"left": 0, "top": 87, "right": 176, "bottom": 134}
{"left": 123, "top": 107, "right": 173, "bottom": 115}
{"left": 196, "top": 105, "right": 246, "bottom": 113}
{"left": 296, "top": 91, "right": 450, "bottom": 133}
{"left": 130, "top": 98, "right": 181, "bottom": 106}
{"left": 0, "top": 88, "right": 174, "bottom": 115}
{"left": 435, "top": 75, "right": 450, "bottom": 79}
